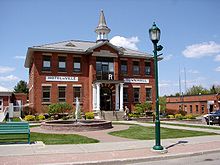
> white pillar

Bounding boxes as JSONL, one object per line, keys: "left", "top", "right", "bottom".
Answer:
{"left": 119, "top": 83, "right": 124, "bottom": 111}
{"left": 96, "top": 83, "right": 101, "bottom": 111}
{"left": 92, "top": 84, "right": 97, "bottom": 110}
{"left": 115, "top": 84, "right": 119, "bottom": 111}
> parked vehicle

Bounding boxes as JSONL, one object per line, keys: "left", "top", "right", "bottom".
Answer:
{"left": 203, "top": 110, "right": 220, "bottom": 125}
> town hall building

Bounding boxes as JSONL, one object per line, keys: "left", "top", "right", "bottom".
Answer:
{"left": 24, "top": 10, "right": 158, "bottom": 115}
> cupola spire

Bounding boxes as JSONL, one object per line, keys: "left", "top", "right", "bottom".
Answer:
{"left": 95, "top": 10, "right": 111, "bottom": 42}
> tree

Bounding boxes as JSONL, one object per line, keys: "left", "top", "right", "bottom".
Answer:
{"left": 159, "top": 96, "right": 166, "bottom": 113}
{"left": 210, "top": 85, "right": 220, "bottom": 94}
{"left": 14, "top": 80, "right": 29, "bottom": 93}
{"left": 186, "top": 85, "right": 209, "bottom": 95}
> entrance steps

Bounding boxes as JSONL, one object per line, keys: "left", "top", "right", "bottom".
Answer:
{"left": 101, "top": 111, "right": 124, "bottom": 121}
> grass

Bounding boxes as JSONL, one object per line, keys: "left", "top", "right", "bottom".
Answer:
{"left": 109, "top": 125, "right": 217, "bottom": 140}
{"left": 0, "top": 132, "right": 99, "bottom": 145}
{"left": 160, "top": 122, "right": 220, "bottom": 130}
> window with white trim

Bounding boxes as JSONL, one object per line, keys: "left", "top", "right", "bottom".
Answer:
{"left": 42, "top": 86, "right": 51, "bottom": 102}
{"left": 42, "top": 56, "right": 51, "bottom": 71}
{"left": 73, "top": 57, "right": 81, "bottom": 73}
{"left": 58, "top": 56, "right": 66, "bottom": 72}
{"left": 146, "top": 88, "right": 152, "bottom": 101}
{"left": 73, "top": 86, "right": 82, "bottom": 102}
{"left": 58, "top": 86, "right": 66, "bottom": 102}
{"left": 133, "top": 88, "right": 140, "bottom": 102}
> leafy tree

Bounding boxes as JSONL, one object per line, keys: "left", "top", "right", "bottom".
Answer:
{"left": 210, "top": 85, "right": 220, "bottom": 94}
{"left": 14, "top": 80, "right": 29, "bottom": 93}
{"left": 159, "top": 96, "right": 166, "bottom": 113}
{"left": 48, "top": 103, "right": 72, "bottom": 115}
{"left": 186, "top": 85, "right": 209, "bottom": 95}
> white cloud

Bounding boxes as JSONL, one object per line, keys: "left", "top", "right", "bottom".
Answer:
{"left": 215, "top": 66, "right": 220, "bottom": 72}
{"left": 110, "top": 36, "right": 139, "bottom": 50}
{"left": 188, "top": 69, "right": 199, "bottom": 74}
{"left": 163, "top": 54, "right": 173, "bottom": 61}
{"left": 0, "top": 75, "right": 19, "bottom": 82}
{"left": 214, "top": 54, "right": 220, "bottom": 61}
{"left": 0, "top": 66, "right": 15, "bottom": 73}
{"left": 182, "top": 41, "right": 220, "bottom": 58}
{"left": 14, "top": 56, "right": 25, "bottom": 59}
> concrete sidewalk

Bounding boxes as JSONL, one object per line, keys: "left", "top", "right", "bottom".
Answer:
{"left": 115, "top": 120, "right": 220, "bottom": 134}
{"left": 1, "top": 121, "right": 220, "bottom": 164}
{"left": 1, "top": 135, "right": 220, "bottom": 164}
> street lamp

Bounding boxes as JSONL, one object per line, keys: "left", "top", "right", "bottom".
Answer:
{"left": 149, "top": 22, "right": 164, "bottom": 150}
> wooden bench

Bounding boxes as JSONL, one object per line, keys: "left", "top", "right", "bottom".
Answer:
{"left": 0, "top": 122, "right": 30, "bottom": 144}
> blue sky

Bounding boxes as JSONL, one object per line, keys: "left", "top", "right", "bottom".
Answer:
{"left": 0, "top": 0, "right": 220, "bottom": 96}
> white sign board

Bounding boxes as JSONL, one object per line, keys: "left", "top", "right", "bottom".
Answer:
{"left": 124, "top": 78, "right": 149, "bottom": 84}
{"left": 46, "top": 76, "right": 78, "bottom": 82}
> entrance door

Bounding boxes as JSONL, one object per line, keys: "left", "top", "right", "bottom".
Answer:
{"left": 0, "top": 99, "right": 3, "bottom": 112}
{"left": 100, "top": 87, "right": 112, "bottom": 111}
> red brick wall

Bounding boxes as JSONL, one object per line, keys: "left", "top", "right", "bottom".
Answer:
{"left": 28, "top": 46, "right": 156, "bottom": 114}
{"left": 166, "top": 94, "right": 219, "bottom": 115}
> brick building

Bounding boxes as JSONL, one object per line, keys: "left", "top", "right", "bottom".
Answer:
{"left": 0, "top": 86, "right": 28, "bottom": 112}
{"left": 166, "top": 94, "right": 220, "bottom": 115}
{"left": 24, "top": 10, "right": 159, "bottom": 114}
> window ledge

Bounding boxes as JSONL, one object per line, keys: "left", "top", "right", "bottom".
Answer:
{"left": 42, "top": 71, "right": 52, "bottom": 73}
{"left": 42, "top": 102, "right": 51, "bottom": 105}
{"left": 58, "top": 71, "right": 67, "bottom": 73}
{"left": 73, "top": 102, "right": 83, "bottom": 105}
{"left": 73, "top": 72, "right": 83, "bottom": 74}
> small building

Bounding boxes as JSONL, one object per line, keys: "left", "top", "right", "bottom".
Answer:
{"left": 0, "top": 86, "right": 13, "bottom": 111}
{"left": 24, "top": 10, "right": 159, "bottom": 114}
{"left": 166, "top": 94, "right": 220, "bottom": 115}
{"left": 0, "top": 86, "right": 27, "bottom": 112}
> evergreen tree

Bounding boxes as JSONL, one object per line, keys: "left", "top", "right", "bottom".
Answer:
{"left": 14, "top": 80, "right": 28, "bottom": 93}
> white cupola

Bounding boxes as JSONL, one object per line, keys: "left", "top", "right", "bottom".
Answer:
{"left": 95, "top": 10, "right": 111, "bottom": 42}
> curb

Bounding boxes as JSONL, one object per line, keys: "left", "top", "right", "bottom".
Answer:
{"left": 42, "top": 148, "right": 220, "bottom": 165}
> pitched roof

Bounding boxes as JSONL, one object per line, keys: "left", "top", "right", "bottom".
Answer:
{"left": 24, "top": 40, "right": 154, "bottom": 68}
{"left": 0, "top": 86, "right": 12, "bottom": 96}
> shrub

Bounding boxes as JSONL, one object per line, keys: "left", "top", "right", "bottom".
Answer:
{"left": 178, "top": 110, "right": 187, "bottom": 116}
{"left": 36, "top": 115, "right": 45, "bottom": 121}
{"left": 48, "top": 103, "right": 72, "bottom": 115}
{"left": 128, "top": 113, "right": 140, "bottom": 118}
{"left": 134, "top": 102, "right": 152, "bottom": 115}
{"left": 167, "top": 115, "right": 174, "bottom": 119}
{"left": 24, "top": 115, "right": 35, "bottom": 121}
{"left": 85, "top": 112, "right": 94, "bottom": 119}
{"left": 185, "top": 114, "right": 196, "bottom": 119}
{"left": 175, "top": 114, "right": 184, "bottom": 120}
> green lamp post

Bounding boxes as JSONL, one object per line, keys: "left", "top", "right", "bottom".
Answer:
{"left": 149, "top": 22, "right": 164, "bottom": 150}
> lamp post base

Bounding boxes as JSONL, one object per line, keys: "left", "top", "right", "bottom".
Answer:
{"left": 153, "top": 145, "right": 164, "bottom": 150}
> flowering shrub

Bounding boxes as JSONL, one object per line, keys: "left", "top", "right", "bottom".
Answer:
{"left": 24, "top": 115, "right": 35, "bottom": 121}
{"left": 85, "top": 112, "right": 94, "bottom": 119}
{"left": 36, "top": 115, "right": 45, "bottom": 121}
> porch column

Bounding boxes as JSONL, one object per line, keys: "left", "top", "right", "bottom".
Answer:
{"left": 115, "top": 84, "right": 119, "bottom": 111}
{"left": 92, "top": 84, "right": 97, "bottom": 110}
{"left": 119, "top": 83, "right": 124, "bottom": 111}
{"left": 96, "top": 83, "right": 101, "bottom": 111}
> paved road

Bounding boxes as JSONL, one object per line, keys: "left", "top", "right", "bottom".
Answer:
{"left": 129, "top": 152, "right": 220, "bottom": 165}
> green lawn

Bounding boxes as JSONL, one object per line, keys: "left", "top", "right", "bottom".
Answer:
{"left": 109, "top": 125, "right": 217, "bottom": 140}
{"left": 0, "top": 132, "right": 99, "bottom": 145}
{"left": 160, "top": 122, "right": 220, "bottom": 130}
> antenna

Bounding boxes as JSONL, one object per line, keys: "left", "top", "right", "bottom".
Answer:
{"left": 184, "top": 67, "right": 187, "bottom": 94}
{"left": 179, "top": 66, "right": 182, "bottom": 95}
